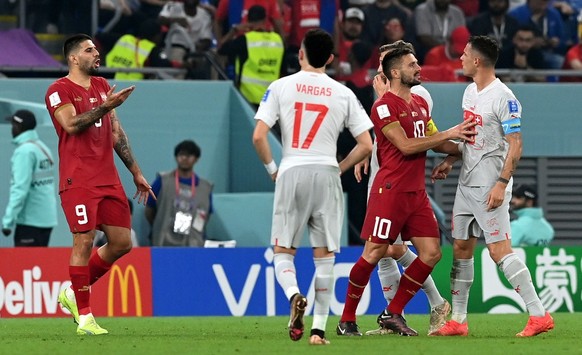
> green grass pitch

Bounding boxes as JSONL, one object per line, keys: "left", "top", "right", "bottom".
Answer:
{"left": 0, "top": 313, "right": 577, "bottom": 355}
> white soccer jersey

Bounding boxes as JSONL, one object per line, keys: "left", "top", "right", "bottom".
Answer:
{"left": 459, "top": 78, "right": 521, "bottom": 186}
{"left": 255, "top": 70, "right": 373, "bottom": 177}
{"left": 368, "top": 85, "right": 433, "bottom": 192}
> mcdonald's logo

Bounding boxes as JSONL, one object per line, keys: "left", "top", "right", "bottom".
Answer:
{"left": 108, "top": 264, "right": 142, "bottom": 316}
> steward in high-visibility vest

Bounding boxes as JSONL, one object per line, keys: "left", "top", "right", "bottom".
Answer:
{"left": 217, "top": 5, "right": 284, "bottom": 105}
{"left": 238, "top": 31, "right": 284, "bottom": 104}
{"left": 106, "top": 34, "right": 156, "bottom": 80}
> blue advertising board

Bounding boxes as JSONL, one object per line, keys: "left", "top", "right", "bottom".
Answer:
{"left": 151, "top": 247, "right": 429, "bottom": 316}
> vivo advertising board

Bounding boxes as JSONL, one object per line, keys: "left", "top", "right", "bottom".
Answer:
{"left": 150, "top": 247, "right": 429, "bottom": 316}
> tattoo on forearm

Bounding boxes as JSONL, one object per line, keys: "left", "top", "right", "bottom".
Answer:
{"left": 114, "top": 126, "right": 135, "bottom": 170}
{"left": 73, "top": 105, "right": 109, "bottom": 132}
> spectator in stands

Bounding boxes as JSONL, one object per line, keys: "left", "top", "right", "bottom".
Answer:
{"left": 509, "top": 0, "right": 567, "bottom": 69}
{"left": 510, "top": 184, "right": 554, "bottom": 247}
{"left": 497, "top": 24, "right": 548, "bottom": 82}
{"left": 361, "top": 0, "right": 409, "bottom": 46}
{"left": 213, "top": 0, "right": 285, "bottom": 49}
{"left": 2, "top": 109, "right": 57, "bottom": 247}
{"left": 551, "top": 0, "right": 580, "bottom": 47}
{"left": 145, "top": 140, "right": 213, "bottom": 247}
{"left": 284, "top": 0, "right": 340, "bottom": 75}
{"left": 413, "top": 0, "right": 466, "bottom": 62}
{"left": 217, "top": 5, "right": 284, "bottom": 107}
{"left": 423, "top": 25, "right": 469, "bottom": 81}
{"left": 139, "top": 0, "right": 169, "bottom": 19}
{"left": 561, "top": 41, "right": 582, "bottom": 81}
{"left": 106, "top": 19, "right": 187, "bottom": 80}
{"left": 452, "top": 0, "right": 480, "bottom": 19}
{"left": 159, "top": 0, "right": 214, "bottom": 79}
{"left": 336, "top": 7, "right": 366, "bottom": 80}
{"left": 467, "top": 0, "right": 520, "bottom": 50}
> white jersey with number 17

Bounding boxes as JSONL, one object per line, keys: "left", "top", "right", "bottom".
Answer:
{"left": 255, "top": 70, "right": 373, "bottom": 178}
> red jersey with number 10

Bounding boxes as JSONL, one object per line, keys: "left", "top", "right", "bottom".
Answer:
{"left": 370, "top": 91, "right": 431, "bottom": 192}
{"left": 45, "top": 76, "right": 121, "bottom": 192}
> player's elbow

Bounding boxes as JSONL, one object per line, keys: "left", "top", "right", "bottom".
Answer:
{"left": 252, "top": 131, "right": 266, "bottom": 148}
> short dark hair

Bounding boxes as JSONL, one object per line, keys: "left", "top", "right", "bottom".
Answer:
{"left": 468, "top": 35, "right": 499, "bottom": 67}
{"left": 63, "top": 33, "right": 92, "bottom": 60}
{"left": 247, "top": 5, "right": 266, "bottom": 22}
{"left": 381, "top": 47, "right": 414, "bottom": 80}
{"left": 379, "top": 40, "right": 415, "bottom": 55}
{"left": 174, "top": 139, "right": 201, "bottom": 158}
{"left": 302, "top": 29, "right": 334, "bottom": 68}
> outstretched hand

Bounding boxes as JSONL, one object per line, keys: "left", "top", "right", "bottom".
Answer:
{"left": 103, "top": 85, "right": 135, "bottom": 111}
{"left": 133, "top": 174, "right": 156, "bottom": 205}
{"left": 446, "top": 120, "right": 478, "bottom": 143}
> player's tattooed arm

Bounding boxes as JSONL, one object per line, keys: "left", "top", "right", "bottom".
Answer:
{"left": 72, "top": 105, "right": 110, "bottom": 132}
{"left": 111, "top": 110, "right": 136, "bottom": 171}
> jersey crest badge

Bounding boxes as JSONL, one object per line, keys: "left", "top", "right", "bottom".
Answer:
{"left": 49, "top": 92, "right": 61, "bottom": 107}
{"left": 261, "top": 89, "right": 271, "bottom": 102}
{"left": 507, "top": 100, "right": 519, "bottom": 113}
{"left": 376, "top": 104, "right": 390, "bottom": 119}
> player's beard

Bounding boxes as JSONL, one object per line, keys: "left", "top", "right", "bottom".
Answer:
{"left": 401, "top": 71, "right": 421, "bottom": 87}
{"left": 81, "top": 60, "right": 99, "bottom": 76}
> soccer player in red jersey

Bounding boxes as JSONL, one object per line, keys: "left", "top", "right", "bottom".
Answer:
{"left": 45, "top": 34, "right": 155, "bottom": 335}
{"left": 337, "top": 46, "right": 476, "bottom": 336}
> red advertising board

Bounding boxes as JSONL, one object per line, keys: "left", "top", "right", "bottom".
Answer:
{"left": 0, "top": 247, "right": 152, "bottom": 318}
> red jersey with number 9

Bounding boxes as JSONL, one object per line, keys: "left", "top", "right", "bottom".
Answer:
{"left": 370, "top": 91, "right": 431, "bottom": 192}
{"left": 45, "top": 76, "right": 121, "bottom": 192}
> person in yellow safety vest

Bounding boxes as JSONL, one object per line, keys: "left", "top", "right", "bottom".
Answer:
{"left": 106, "top": 19, "right": 180, "bottom": 80}
{"left": 217, "top": 5, "right": 284, "bottom": 106}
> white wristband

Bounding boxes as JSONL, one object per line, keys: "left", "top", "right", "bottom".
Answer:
{"left": 264, "top": 160, "right": 278, "bottom": 175}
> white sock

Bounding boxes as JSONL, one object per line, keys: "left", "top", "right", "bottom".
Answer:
{"left": 312, "top": 256, "right": 334, "bottom": 332}
{"left": 397, "top": 249, "right": 444, "bottom": 308}
{"left": 450, "top": 258, "right": 474, "bottom": 324}
{"left": 377, "top": 257, "right": 400, "bottom": 305}
{"left": 497, "top": 253, "right": 545, "bottom": 317}
{"left": 274, "top": 253, "right": 300, "bottom": 300}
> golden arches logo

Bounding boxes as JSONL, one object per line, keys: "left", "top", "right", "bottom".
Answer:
{"left": 107, "top": 264, "right": 142, "bottom": 316}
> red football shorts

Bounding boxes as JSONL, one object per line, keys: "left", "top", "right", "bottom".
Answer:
{"left": 360, "top": 188, "right": 439, "bottom": 244}
{"left": 60, "top": 184, "right": 131, "bottom": 233}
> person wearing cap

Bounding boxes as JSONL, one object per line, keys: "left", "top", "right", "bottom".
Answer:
{"left": 423, "top": 26, "right": 470, "bottom": 81}
{"left": 510, "top": 184, "right": 554, "bottom": 246}
{"left": 335, "top": 7, "right": 366, "bottom": 81}
{"left": 2, "top": 110, "right": 57, "bottom": 247}
{"left": 217, "top": 5, "right": 284, "bottom": 107}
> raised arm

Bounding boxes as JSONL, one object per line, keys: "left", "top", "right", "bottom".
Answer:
{"left": 382, "top": 119, "right": 476, "bottom": 156}
{"left": 53, "top": 85, "right": 135, "bottom": 135}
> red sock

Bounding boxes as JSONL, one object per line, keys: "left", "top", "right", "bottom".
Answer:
{"left": 89, "top": 252, "right": 112, "bottom": 285}
{"left": 70, "top": 265, "right": 91, "bottom": 315}
{"left": 341, "top": 257, "right": 376, "bottom": 322}
{"left": 388, "top": 258, "right": 433, "bottom": 315}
